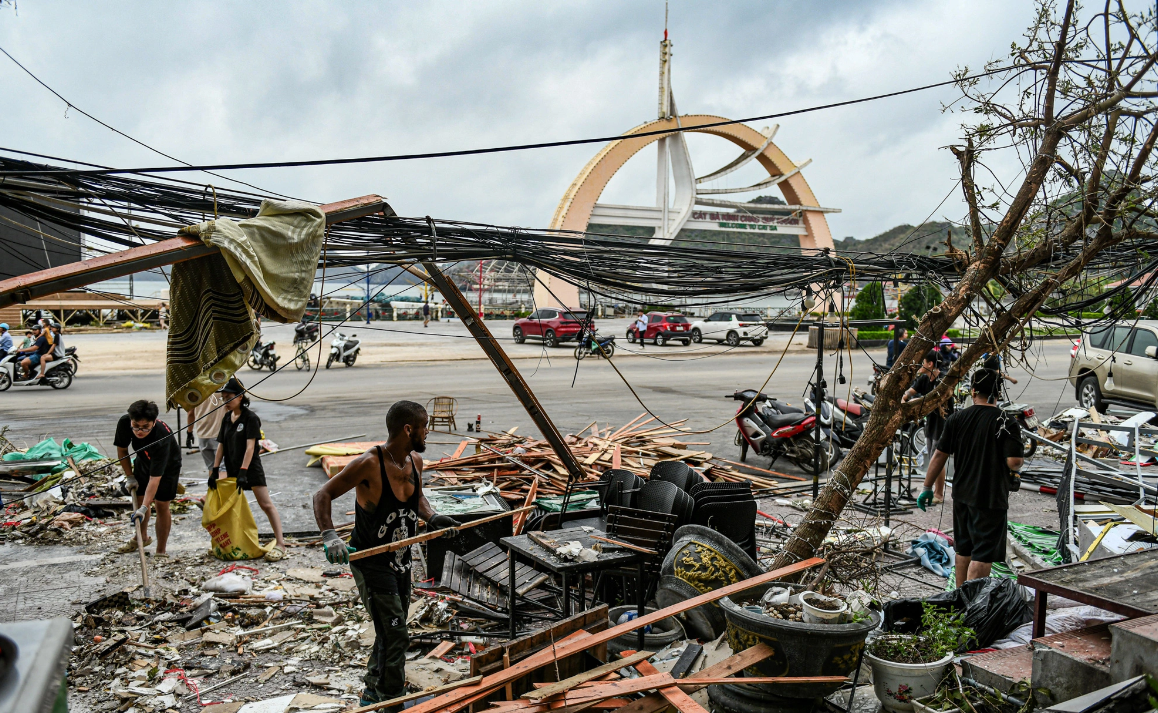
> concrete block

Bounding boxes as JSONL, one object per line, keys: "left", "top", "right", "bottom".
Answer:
{"left": 1032, "top": 624, "right": 1112, "bottom": 706}
{"left": 961, "top": 647, "right": 1032, "bottom": 694}
{"left": 1109, "top": 613, "right": 1158, "bottom": 679}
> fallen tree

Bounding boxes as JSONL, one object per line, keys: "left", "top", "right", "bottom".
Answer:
{"left": 774, "top": 0, "right": 1158, "bottom": 570}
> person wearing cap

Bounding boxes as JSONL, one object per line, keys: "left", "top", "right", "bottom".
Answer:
{"left": 903, "top": 349, "right": 954, "bottom": 503}
{"left": 210, "top": 377, "right": 286, "bottom": 561}
{"left": 114, "top": 400, "right": 182, "bottom": 555}
{"left": 0, "top": 323, "right": 12, "bottom": 357}
{"left": 15, "top": 323, "right": 50, "bottom": 382}
{"left": 918, "top": 368, "right": 1024, "bottom": 589}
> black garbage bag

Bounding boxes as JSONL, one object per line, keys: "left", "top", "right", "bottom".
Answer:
{"left": 882, "top": 578, "right": 1032, "bottom": 650}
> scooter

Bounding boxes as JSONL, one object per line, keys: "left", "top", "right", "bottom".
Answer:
{"left": 327, "top": 332, "right": 361, "bottom": 368}
{"left": 803, "top": 382, "right": 864, "bottom": 448}
{"left": 574, "top": 330, "right": 616, "bottom": 360}
{"left": 248, "top": 340, "right": 279, "bottom": 371}
{"left": 728, "top": 390, "right": 838, "bottom": 475}
{"left": 0, "top": 351, "right": 77, "bottom": 391}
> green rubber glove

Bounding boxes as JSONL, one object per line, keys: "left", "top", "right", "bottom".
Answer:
{"left": 322, "top": 529, "right": 356, "bottom": 565}
{"left": 917, "top": 488, "right": 934, "bottom": 511}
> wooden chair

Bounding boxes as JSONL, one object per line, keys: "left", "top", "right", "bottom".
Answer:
{"left": 427, "top": 396, "right": 458, "bottom": 431}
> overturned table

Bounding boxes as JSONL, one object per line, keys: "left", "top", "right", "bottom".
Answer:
{"left": 1017, "top": 548, "right": 1158, "bottom": 638}
{"left": 501, "top": 527, "right": 645, "bottom": 642}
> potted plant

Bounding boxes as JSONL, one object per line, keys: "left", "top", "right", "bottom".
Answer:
{"left": 865, "top": 604, "right": 974, "bottom": 713}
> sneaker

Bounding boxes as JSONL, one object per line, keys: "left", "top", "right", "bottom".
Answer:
{"left": 359, "top": 689, "right": 381, "bottom": 706}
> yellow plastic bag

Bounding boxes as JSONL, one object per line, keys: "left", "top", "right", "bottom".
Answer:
{"left": 201, "top": 477, "right": 273, "bottom": 561}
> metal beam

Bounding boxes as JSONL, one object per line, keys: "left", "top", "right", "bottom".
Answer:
{"left": 416, "top": 218, "right": 587, "bottom": 485}
{"left": 0, "top": 194, "right": 388, "bottom": 308}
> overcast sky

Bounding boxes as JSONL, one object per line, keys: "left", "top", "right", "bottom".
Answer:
{"left": 0, "top": 1, "right": 1036, "bottom": 242}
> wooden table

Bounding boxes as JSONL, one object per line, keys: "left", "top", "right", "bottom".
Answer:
{"left": 1017, "top": 548, "right": 1158, "bottom": 638}
{"left": 501, "top": 527, "right": 644, "bottom": 642}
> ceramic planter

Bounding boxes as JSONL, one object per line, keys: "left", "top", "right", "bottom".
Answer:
{"left": 865, "top": 636, "right": 952, "bottom": 713}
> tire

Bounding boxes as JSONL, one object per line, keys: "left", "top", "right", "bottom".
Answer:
{"left": 544, "top": 330, "right": 558, "bottom": 348}
{"left": 682, "top": 339, "right": 690, "bottom": 346}
{"left": 751, "top": 338, "right": 765, "bottom": 347}
{"left": 1078, "top": 375, "right": 1106, "bottom": 413}
{"left": 655, "top": 334, "right": 666, "bottom": 346}
{"left": 626, "top": 330, "right": 636, "bottom": 344}
{"left": 268, "top": 356, "right": 279, "bottom": 372}
{"left": 513, "top": 327, "right": 525, "bottom": 344}
{"left": 736, "top": 431, "right": 748, "bottom": 462}
{"left": 725, "top": 331, "right": 740, "bottom": 347}
{"left": 345, "top": 353, "right": 357, "bottom": 367}
{"left": 0, "top": 371, "right": 10, "bottom": 392}
{"left": 574, "top": 345, "right": 587, "bottom": 360}
{"left": 247, "top": 354, "right": 262, "bottom": 370}
{"left": 295, "top": 347, "right": 310, "bottom": 371}
{"left": 1022, "top": 434, "right": 1038, "bottom": 459}
{"left": 49, "top": 370, "right": 72, "bottom": 390}
{"left": 691, "top": 329, "right": 702, "bottom": 344}
{"left": 597, "top": 341, "right": 615, "bottom": 359}
{"left": 795, "top": 437, "right": 831, "bottom": 475}
{"left": 326, "top": 354, "right": 335, "bottom": 369}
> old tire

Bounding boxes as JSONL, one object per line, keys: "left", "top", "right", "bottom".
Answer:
{"left": 605, "top": 606, "right": 683, "bottom": 657}
{"left": 691, "top": 329, "right": 702, "bottom": 344}
{"left": 544, "top": 330, "right": 558, "bottom": 348}
{"left": 513, "top": 327, "right": 525, "bottom": 344}
{"left": 1078, "top": 375, "right": 1106, "bottom": 413}
{"left": 725, "top": 331, "right": 741, "bottom": 347}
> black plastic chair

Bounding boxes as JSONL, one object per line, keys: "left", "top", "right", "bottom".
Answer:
{"left": 650, "top": 460, "right": 704, "bottom": 493}
{"left": 636, "top": 480, "right": 695, "bottom": 527}
{"left": 694, "top": 500, "right": 758, "bottom": 561}
{"left": 597, "top": 470, "right": 644, "bottom": 510}
{"left": 688, "top": 480, "right": 752, "bottom": 499}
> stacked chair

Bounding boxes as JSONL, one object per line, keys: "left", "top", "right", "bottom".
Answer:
{"left": 688, "top": 480, "right": 759, "bottom": 560}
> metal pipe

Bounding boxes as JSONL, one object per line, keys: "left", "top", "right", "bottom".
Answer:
{"left": 960, "top": 677, "right": 1026, "bottom": 708}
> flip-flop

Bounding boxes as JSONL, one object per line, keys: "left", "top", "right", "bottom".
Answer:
{"left": 264, "top": 545, "right": 286, "bottom": 562}
{"left": 117, "top": 536, "right": 152, "bottom": 553}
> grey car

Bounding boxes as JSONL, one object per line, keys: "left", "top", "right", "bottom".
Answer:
{"left": 1069, "top": 321, "right": 1158, "bottom": 412}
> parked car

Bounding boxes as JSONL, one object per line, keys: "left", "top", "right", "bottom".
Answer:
{"left": 626, "top": 312, "right": 693, "bottom": 346}
{"left": 512, "top": 309, "right": 589, "bottom": 348}
{"left": 689, "top": 312, "right": 768, "bottom": 347}
{"left": 1069, "top": 320, "right": 1158, "bottom": 412}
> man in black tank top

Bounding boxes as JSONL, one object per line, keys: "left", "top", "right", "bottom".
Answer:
{"left": 313, "top": 400, "right": 460, "bottom": 708}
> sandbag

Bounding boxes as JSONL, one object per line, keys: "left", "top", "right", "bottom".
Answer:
{"left": 201, "top": 477, "right": 273, "bottom": 561}
{"left": 882, "top": 577, "right": 1032, "bottom": 650}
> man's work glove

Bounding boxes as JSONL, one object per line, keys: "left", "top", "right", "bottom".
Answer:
{"left": 430, "top": 514, "right": 462, "bottom": 539}
{"left": 131, "top": 504, "right": 148, "bottom": 524}
{"left": 236, "top": 469, "right": 249, "bottom": 491}
{"left": 917, "top": 488, "right": 935, "bottom": 512}
{"left": 207, "top": 469, "right": 218, "bottom": 490}
{"left": 322, "top": 529, "right": 355, "bottom": 565}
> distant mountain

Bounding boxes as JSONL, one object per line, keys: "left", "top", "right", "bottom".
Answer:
{"left": 834, "top": 221, "right": 974, "bottom": 256}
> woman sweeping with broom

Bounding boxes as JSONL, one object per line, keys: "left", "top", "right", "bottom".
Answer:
{"left": 209, "top": 377, "right": 287, "bottom": 560}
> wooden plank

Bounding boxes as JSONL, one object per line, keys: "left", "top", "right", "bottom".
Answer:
{"left": 514, "top": 479, "right": 538, "bottom": 536}
{"left": 452, "top": 440, "right": 470, "bottom": 459}
{"left": 634, "top": 661, "right": 708, "bottom": 713}
{"left": 580, "top": 644, "right": 775, "bottom": 713}
{"left": 470, "top": 607, "right": 609, "bottom": 676}
{"left": 589, "top": 535, "right": 656, "bottom": 556}
{"left": 350, "top": 506, "right": 532, "bottom": 561}
{"left": 347, "top": 675, "right": 484, "bottom": 713}
{"left": 411, "top": 559, "right": 823, "bottom": 713}
{"left": 523, "top": 650, "right": 654, "bottom": 701}
{"left": 427, "top": 641, "right": 456, "bottom": 659}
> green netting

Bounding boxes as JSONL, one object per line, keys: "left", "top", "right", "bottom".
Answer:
{"left": 2, "top": 438, "right": 105, "bottom": 478}
{"left": 1008, "top": 521, "right": 1064, "bottom": 565}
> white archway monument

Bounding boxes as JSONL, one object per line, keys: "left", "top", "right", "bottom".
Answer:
{"left": 535, "top": 36, "right": 839, "bottom": 310}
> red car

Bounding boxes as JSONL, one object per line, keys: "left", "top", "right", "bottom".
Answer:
{"left": 626, "top": 312, "right": 692, "bottom": 346}
{"left": 512, "top": 308, "right": 589, "bottom": 347}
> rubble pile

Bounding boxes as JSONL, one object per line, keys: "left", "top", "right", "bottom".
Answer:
{"left": 427, "top": 414, "right": 796, "bottom": 502}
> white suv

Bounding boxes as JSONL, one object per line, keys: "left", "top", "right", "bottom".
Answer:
{"left": 689, "top": 312, "right": 768, "bottom": 347}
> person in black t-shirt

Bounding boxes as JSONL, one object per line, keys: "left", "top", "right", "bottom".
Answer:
{"left": 210, "top": 377, "right": 286, "bottom": 560}
{"left": 113, "top": 400, "right": 182, "bottom": 555}
{"left": 902, "top": 349, "right": 954, "bottom": 502}
{"left": 918, "top": 368, "right": 1024, "bottom": 589}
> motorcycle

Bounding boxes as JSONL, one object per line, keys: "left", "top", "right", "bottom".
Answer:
{"left": 803, "top": 382, "right": 864, "bottom": 448}
{"left": 248, "top": 340, "right": 279, "bottom": 371}
{"left": 728, "top": 390, "right": 839, "bottom": 475}
{"left": 293, "top": 321, "right": 320, "bottom": 370}
{"left": 327, "top": 332, "right": 361, "bottom": 369}
{"left": 574, "top": 330, "right": 616, "bottom": 360}
{"left": 0, "top": 351, "right": 77, "bottom": 391}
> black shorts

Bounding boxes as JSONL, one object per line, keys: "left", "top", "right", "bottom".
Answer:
{"left": 953, "top": 500, "right": 1007, "bottom": 563}
{"left": 134, "top": 470, "right": 179, "bottom": 502}
{"left": 231, "top": 469, "right": 267, "bottom": 490}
